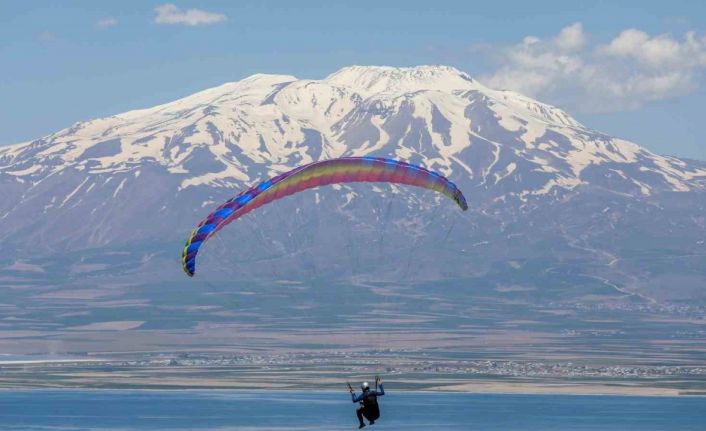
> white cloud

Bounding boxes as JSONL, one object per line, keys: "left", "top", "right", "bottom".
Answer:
{"left": 96, "top": 17, "right": 118, "bottom": 28}
{"left": 480, "top": 23, "right": 706, "bottom": 113}
{"left": 601, "top": 29, "right": 706, "bottom": 69}
{"left": 154, "top": 3, "right": 227, "bottom": 26}
{"left": 554, "top": 22, "right": 586, "bottom": 52}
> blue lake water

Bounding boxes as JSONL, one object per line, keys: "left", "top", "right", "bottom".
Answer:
{"left": 0, "top": 389, "right": 704, "bottom": 430}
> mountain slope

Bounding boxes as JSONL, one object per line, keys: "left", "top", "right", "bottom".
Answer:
{"left": 1, "top": 65, "right": 705, "bottom": 306}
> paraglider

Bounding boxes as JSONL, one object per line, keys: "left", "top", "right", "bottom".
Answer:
{"left": 181, "top": 157, "right": 468, "bottom": 277}
{"left": 349, "top": 376, "right": 384, "bottom": 428}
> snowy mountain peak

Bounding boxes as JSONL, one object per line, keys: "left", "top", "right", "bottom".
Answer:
{"left": 116, "top": 73, "right": 298, "bottom": 122}
{"left": 1, "top": 65, "right": 705, "bottom": 202}
{"left": 325, "top": 65, "right": 478, "bottom": 96}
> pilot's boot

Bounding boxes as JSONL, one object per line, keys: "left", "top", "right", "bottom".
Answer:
{"left": 357, "top": 408, "right": 366, "bottom": 428}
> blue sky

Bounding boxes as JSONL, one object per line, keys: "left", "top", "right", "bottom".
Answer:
{"left": 1, "top": 1, "right": 704, "bottom": 159}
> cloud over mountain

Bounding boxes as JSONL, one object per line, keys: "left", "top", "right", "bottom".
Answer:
{"left": 480, "top": 23, "right": 706, "bottom": 113}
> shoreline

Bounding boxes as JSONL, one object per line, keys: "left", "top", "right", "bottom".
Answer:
{"left": 0, "top": 387, "right": 702, "bottom": 397}
{"left": 0, "top": 381, "right": 703, "bottom": 397}
{"left": 2, "top": 354, "right": 704, "bottom": 397}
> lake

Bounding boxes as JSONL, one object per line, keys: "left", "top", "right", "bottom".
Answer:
{"left": 0, "top": 389, "right": 704, "bottom": 430}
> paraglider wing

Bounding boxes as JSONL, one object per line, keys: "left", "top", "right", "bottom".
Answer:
{"left": 181, "top": 157, "right": 468, "bottom": 277}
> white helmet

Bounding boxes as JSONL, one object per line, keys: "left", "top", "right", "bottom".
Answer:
{"left": 361, "top": 382, "right": 369, "bottom": 391}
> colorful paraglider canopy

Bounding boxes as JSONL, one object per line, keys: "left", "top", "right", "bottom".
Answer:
{"left": 181, "top": 157, "right": 468, "bottom": 277}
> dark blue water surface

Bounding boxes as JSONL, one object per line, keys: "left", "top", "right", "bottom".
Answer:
{"left": 0, "top": 390, "right": 704, "bottom": 430}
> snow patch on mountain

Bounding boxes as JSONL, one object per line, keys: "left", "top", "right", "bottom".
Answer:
{"left": 1, "top": 64, "right": 705, "bottom": 201}
{"left": 326, "top": 65, "right": 478, "bottom": 96}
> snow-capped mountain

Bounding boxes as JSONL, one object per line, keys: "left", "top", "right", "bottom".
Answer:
{"left": 1, "top": 66, "right": 705, "bottom": 303}
{"left": 3, "top": 65, "right": 704, "bottom": 197}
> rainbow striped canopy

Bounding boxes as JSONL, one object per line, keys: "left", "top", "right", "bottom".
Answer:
{"left": 181, "top": 157, "right": 468, "bottom": 277}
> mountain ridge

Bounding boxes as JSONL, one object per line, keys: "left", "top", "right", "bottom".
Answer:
{"left": 0, "top": 65, "right": 705, "bottom": 309}
{"left": 2, "top": 65, "right": 704, "bottom": 199}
